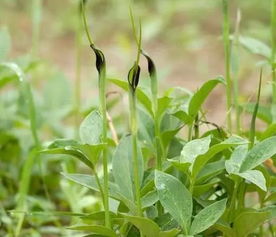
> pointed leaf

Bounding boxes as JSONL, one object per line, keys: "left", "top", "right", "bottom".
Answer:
{"left": 188, "top": 77, "right": 225, "bottom": 118}
{"left": 240, "top": 136, "right": 276, "bottom": 172}
{"left": 190, "top": 199, "right": 227, "bottom": 235}
{"left": 237, "top": 170, "right": 267, "bottom": 191}
{"left": 225, "top": 145, "right": 247, "bottom": 174}
{"left": 155, "top": 171, "right": 192, "bottom": 231}
{"left": 68, "top": 225, "right": 117, "bottom": 237}
{"left": 180, "top": 135, "right": 211, "bottom": 163}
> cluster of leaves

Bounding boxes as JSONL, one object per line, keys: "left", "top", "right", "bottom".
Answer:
{"left": 1, "top": 0, "right": 276, "bottom": 237}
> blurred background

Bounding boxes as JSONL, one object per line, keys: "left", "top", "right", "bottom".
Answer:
{"left": 0, "top": 1, "right": 274, "bottom": 236}
{"left": 0, "top": 0, "right": 272, "bottom": 126}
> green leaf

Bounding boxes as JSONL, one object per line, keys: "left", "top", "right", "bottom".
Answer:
{"left": 192, "top": 136, "right": 247, "bottom": 177}
{"left": 171, "top": 110, "right": 193, "bottom": 125}
{"left": 237, "top": 170, "right": 267, "bottom": 191}
{"left": 156, "top": 96, "right": 171, "bottom": 119}
{"left": 79, "top": 110, "right": 103, "bottom": 145}
{"left": 123, "top": 215, "right": 160, "bottom": 237}
{"left": 240, "top": 136, "right": 276, "bottom": 172}
{"left": 108, "top": 78, "right": 153, "bottom": 116}
{"left": 190, "top": 199, "right": 227, "bottom": 235}
{"left": 41, "top": 147, "right": 94, "bottom": 170}
{"left": 188, "top": 77, "right": 225, "bottom": 118}
{"left": 238, "top": 36, "right": 271, "bottom": 58}
{"left": 68, "top": 225, "right": 117, "bottom": 237}
{"left": 196, "top": 160, "right": 225, "bottom": 184}
{"left": 0, "top": 27, "right": 11, "bottom": 60}
{"left": 112, "top": 136, "right": 144, "bottom": 201}
{"left": 225, "top": 145, "right": 247, "bottom": 174}
{"left": 180, "top": 135, "right": 211, "bottom": 163}
{"left": 233, "top": 211, "right": 270, "bottom": 237}
{"left": 155, "top": 170, "right": 192, "bottom": 232}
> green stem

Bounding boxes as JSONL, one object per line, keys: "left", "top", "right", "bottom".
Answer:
{"left": 74, "top": 2, "right": 82, "bottom": 138}
{"left": 232, "top": 9, "right": 241, "bottom": 133}
{"left": 222, "top": 0, "right": 232, "bottom": 132}
{"left": 228, "top": 179, "right": 239, "bottom": 222}
{"left": 81, "top": 0, "right": 110, "bottom": 228}
{"left": 271, "top": 0, "right": 276, "bottom": 104}
{"left": 99, "top": 69, "right": 111, "bottom": 227}
{"left": 129, "top": 91, "right": 142, "bottom": 216}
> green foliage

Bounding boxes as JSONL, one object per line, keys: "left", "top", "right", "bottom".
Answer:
{"left": 1, "top": 1, "right": 276, "bottom": 237}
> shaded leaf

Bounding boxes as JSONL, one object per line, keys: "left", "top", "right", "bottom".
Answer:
{"left": 68, "top": 225, "right": 116, "bottom": 237}
{"left": 237, "top": 170, "right": 267, "bottom": 191}
{"left": 233, "top": 211, "right": 269, "bottom": 237}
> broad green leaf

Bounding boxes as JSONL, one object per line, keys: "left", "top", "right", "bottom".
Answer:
{"left": 237, "top": 170, "right": 267, "bottom": 191}
{"left": 242, "top": 103, "right": 272, "bottom": 124}
{"left": 180, "top": 135, "right": 211, "bottom": 163}
{"left": 79, "top": 110, "right": 103, "bottom": 145}
{"left": 155, "top": 170, "right": 192, "bottom": 232}
{"left": 123, "top": 215, "right": 160, "bottom": 237}
{"left": 188, "top": 77, "right": 225, "bottom": 118}
{"left": 240, "top": 136, "right": 276, "bottom": 172}
{"left": 41, "top": 147, "right": 94, "bottom": 170}
{"left": 68, "top": 225, "right": 117, "bottom": 237}
{"left": 190, "top": 199, "right": 227, "bottom": 235}
{"left": 112, "top": 136, "right": 144, "bottom": 201}
{"left": 192, "top": 136, "right": 247, "bottom": 177}
{"left": 0, "top": 27, "right": 11, "bottom": 60}
{"left": 233, "top": 211, "right": 269, "bottom": 237}
{"left": 238, "top": 36, "right": 271, "bottom": 58}
{"left": 225, "top": 145, "right": 247, "bottom": 174}
{"left": 108, "top": 78, "right": 153, "bottom": 116}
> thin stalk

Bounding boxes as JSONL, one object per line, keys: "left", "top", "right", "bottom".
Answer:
{"left": 222, "top": 0, "right": 233, "bottom": 132}
{"left": 271, "top": 0, "right": 276, "bottom": 105}
{"left": 130, "top": 8, "right": 165, "bottom": 170}
{"left": 74, "top": 1, "right": 82, "bottom": 138}
{"left": 81, "top": 0, "right": 111, "bottom": 228}
{"left": 249, "top": 69, "right": 262, "bottom": 149}
{"left": 128, "top": 8, "right": 143, "bottom": 217}
{"left": 227, "top": 179, "right": 239, "bottom": 222}
{"left": 232, "top": 9, "right": 241, "bottom": 133}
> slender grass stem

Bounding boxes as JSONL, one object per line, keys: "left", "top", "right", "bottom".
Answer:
{"left": 232, "top": 9, "right": 241, "bottom": 133}
{"left": 74, "top": 1, "right": 82, "bottom": 138}
{"left": 271, "top": 0, "right": 276, "bottom": 104}
{"left": 222, "top": 0, "right": 232, "bottom": 132}
{"left": 81, "top": 0, "right": 110, "bottom": 228}
{"left": 31, "top": 0, "right": 42, "bottom": 56}
{"left": 249, "top": 69, "right": 262, "bottom": 149}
